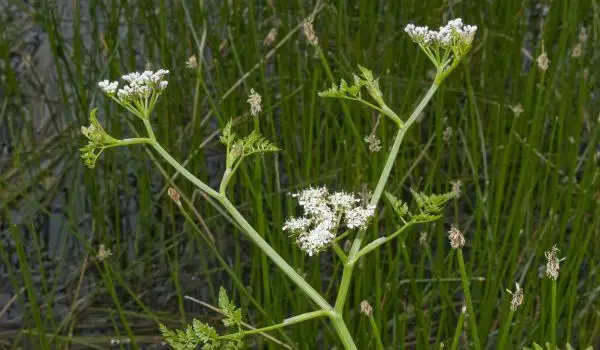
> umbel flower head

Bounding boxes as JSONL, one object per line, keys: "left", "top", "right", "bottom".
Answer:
{"left": 405, "top": 18, "right": 477, "bottom": 80}
{"left": 283, "top": 187, "right": 375, "bottom": 256}
{"left": 97, "top": 69, "right": 169, "bottom": 119}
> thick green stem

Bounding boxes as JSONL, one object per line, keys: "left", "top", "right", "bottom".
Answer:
{"left": 329, "top": 313, "right": 358, "bottom": 350}
{"left": 457, "top": 249, "right": 481, "bottom": 350}
{"left": 217, "top": 197, "right": 332, "bottom": 311}
{"left": 334, "top": 82, "right": 439, "bottom": 314}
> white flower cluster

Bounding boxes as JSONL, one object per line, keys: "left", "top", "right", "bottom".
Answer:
{"left": 283, "top": 187, "right": 375, "bottom": 256}
{"left": 405, "top": 18, "right": 477, "bottom": 48}
{"left": 98, "top": 69, "right": 169, "bottom": 100}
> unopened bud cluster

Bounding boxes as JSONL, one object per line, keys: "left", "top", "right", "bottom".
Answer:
{"left": 283, "top": 187, "right": 375, "bottom": 256}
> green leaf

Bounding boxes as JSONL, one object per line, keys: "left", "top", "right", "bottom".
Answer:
{"left": 233, "top": 130, "right": 280, "bottom": 160}
{"left": 411, "top": 190, "right": 456, "bottom": 213}
{"left": 384, "top": 192, "right": 410, "bottom": 218}
{"left": 218, "top": 287, "right": 243, "bottom": 328}
{"left": 357, "top": 64, "right": 374, "bottom": 82}
{"left": 318, "top": 71, "right": 367, "bottom": 99}
{"left": 220, "top": 119, "right": 235, "bottom": 146}
{"left": 159, "top": 320, "right": 220, "bottom": 350}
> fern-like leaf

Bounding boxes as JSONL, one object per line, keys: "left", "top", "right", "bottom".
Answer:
{"left": 220, "top": 119, "right": 235, "bottom": 146}
{"left": 233, "top": 130, "right": 280, "bottom": 159}
{"left": 218, "top": 287, "right": 243, "bottom": 328}
{"left": 384, "top": 192, "right": 410, "bottom": 218}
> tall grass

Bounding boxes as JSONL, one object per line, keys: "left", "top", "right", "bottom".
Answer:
{"left": 1, "top": 0, "right": 598, "bottom": 348}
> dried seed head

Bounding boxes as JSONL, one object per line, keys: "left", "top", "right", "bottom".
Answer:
{"left": 506, "top": 282, "right": 524, "bottom": 311}
{"left": 358, "top": 184, "right": 372, "bottom": 204}
{"left": 97, "top": 244, "right": 112, "bottom": 261}
{"left": 419, "top": 231, "right": 429, "bottom": 247}
{"left": 360, "top": 300, "right": 373, "bottom": 317}
{"left": 364, "top": 134, "right": 382, "bottom": 152}
{"left": 510, "top": 103, "right": 524, "bottom": 117}
{"left": 443, "top": 126, "right": 453, "bottom": 143}
{"left": 536, "top": 52, "right": 550, "bottom": 71}
{"left": 168, "top": 187, "right": 181, "bottom": 204}
{"left": 544, "top": 245, "right": 563, "bottom": 280}
{"left": 263, "top": 28, "right": 278, "bottom": 46}
{"left": 303, "top": 17, "right": 319, "bottom": 46}
{"left": 448, "top": 225, "right": 465, "bottom": 249}
{"left": 571, "top": 42, "right": 582, "bottom": 58}
{"left": 186, "top": 55, "right": 198, "bottom": 69}
{"left": 247, "top": 89, "right": 262, "bottom": 117}
{"left": 450, "top": 180, "right": 462, "bottom": 198}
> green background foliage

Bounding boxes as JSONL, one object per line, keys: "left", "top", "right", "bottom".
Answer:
{"left": 0, "top": 0, "right": 598, "bottom": 348}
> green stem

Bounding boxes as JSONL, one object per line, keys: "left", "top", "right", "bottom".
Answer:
{"left": 368, "top": 315, "right": 385, "bottom": 350}
{"left": 332, "top": 242, "right": 348, "bottom": 263}
{"left": 381, "top": 104, "right": 403, "bottom": 126}
{"left": 551, "top": 279, "right": 557, "bottom": 350}
{"left": 217, "top": 197, "right": 332, "bottom": 312}
{"left": 334, "top": 82, "right": 439, "bottom": 314}
{"left": 457, "top": 249, "right": 481, "bottom": 350}
{"left": 497, "top": 309, "right": 514, "bottom": 349}
{"left": 450, "top": 307, "right": 467, "bottom": 350}
{"left": 219, "top": 167, "right": 233, "bottom": 194}
{"left": 106, "top": 137, "right": 152, "bottom": 148}
{"left": 220, "top": 310, "right": 329, "bottom": 339}
{"left": 329, "top": 313, "right": 358, "bottom": 350}
{"left": 351, "top": 223, "right": 413, "bottom": 263}
{"left": 150, "top": 141, "right": 221, "bottom": 199}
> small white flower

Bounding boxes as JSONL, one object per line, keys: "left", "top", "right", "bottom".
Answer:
{"left": 98, "top": 80, "right": 118, "bottom": 95}
{"left": 111, "top": 69, "right": 169, "bottom": 101}
{"left": 405, "top": 18, "right": 477, "bottom": 50}
{"left": 285, "top": 186, "right": 375, "bottom": 256}
{"left": 329, "top": 191, "right": 359, "bottom": 211}
{"left": 283, "top": 217, "right": 311, "bottom": 232}
{"left": 345, "top": 205, "right": 375, "bottom": 229}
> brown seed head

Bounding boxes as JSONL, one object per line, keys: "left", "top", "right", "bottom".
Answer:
{"left": 360, "top": 300, "right": 373, "bottom": 317}
{"left": 168, "top": 187, "right": 181, "bottom": 204}
{"left": 448, "top": 225, "right": 465, "bottom": 249}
